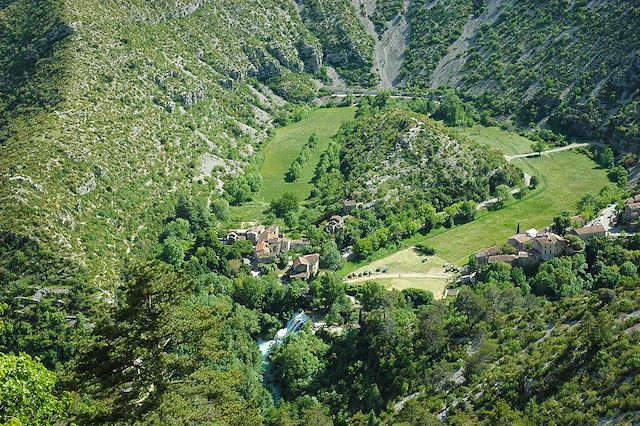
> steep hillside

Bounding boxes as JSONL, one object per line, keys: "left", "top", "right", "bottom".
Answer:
{"left": 298, "top": 0, "right": 378, "bottom": 86}
{"left": 337, "top": 108, "right": 522, "bottom": 206}
{"left": 402, "top": 0, "right": 640, "bottom": 147}
{"left": 0, "top": 0, "right": 322, "bottom": 287}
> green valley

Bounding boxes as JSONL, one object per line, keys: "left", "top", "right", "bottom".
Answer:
{"left": 229, "top": 106, "right": 355, "bottom": 223}
{"left": 2, "top": 0, "right": 640, "bottom": 425}
{"left": 339, "top": 132, "right": 609, "bottom": 289}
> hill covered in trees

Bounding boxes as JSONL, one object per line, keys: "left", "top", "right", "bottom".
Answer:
{"left": 0, "top": 0, "right": 325, "bottom": 287}
{"left": 335, "top": 107, "right": 521, "bottom": 206}
{"left": 402, "top": 0, "right": 640, "bottom": 147}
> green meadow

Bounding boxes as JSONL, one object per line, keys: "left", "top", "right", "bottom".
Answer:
{"left": 229, "top": 107, "right": 355, "bottom": 223}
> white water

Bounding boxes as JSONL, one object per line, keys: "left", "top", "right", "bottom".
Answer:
{"left": 258, "top": 310, "right": 309, "bottom": 402}
{"left": 258, "top": 310, "right": 309, "bottom": 358}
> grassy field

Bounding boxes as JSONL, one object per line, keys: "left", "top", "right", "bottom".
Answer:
{"left": 430, "top": 151, "right": 608, "bottom": 263}
{"left": 457, "top": 125, "right": 535, "bottom": 155}
{"left": 229, "top": 107, "right": 355, "bottom": 223}
{"left": 347, "top": 250, "right": 451, "bottom": 298}
{"left": 350, "top": 249, "right": 449, "bottom": 276}
{"left": 372, "top": 277, "right": 449, "bottom": 298}
{"left": 258, "top": 107, "right": 356, "bottom": 202}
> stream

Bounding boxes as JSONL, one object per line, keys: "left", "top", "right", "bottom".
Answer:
{"left": 258, "top": 310, "right": 309, "bottom": 402}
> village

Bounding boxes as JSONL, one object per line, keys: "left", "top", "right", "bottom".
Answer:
{"left": 225, "top": 224, "right": 320, "bottom": 280}
{"left": 220, "top": 193, "right": 640, "bottom": 296}
{"left": 463, "top": 194, "right": 640, "bottom": 283}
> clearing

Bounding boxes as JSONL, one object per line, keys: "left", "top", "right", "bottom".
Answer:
{"left": 457, "top": 125, "right": 535, "bottom": 156}
{"left": 230, "top": 107, "right": 355, "bottom": 222}
{"left": 346, "top": 249, "right": 451, "bottom": 298}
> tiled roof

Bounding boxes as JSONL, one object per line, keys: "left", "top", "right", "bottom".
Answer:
{"left": 573, "top": 225, "right": 606, "bottom": 236}
{"left": 509, "top": 234, "right": 532, "bottom": 243}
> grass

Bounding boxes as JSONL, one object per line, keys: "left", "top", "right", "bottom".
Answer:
{"left": 347, "top": 250, "right": 451, "bottom": 298}
{"left": 350, "top": 250, "right": 449, "bottom": 275}
{"left": 229, "top": 107, "right": 355, "bottom": 224}
{"left": 374, "top": 277, "right": 449, "bottom": 298}
{"left": 457, "top": 125, "right": 535, "bottom": 156}
{"left": 258, "top": 107, "right": 356, "bottom": 202}
{"left": 424, "top": 151, "right": 608, "bottom": 264}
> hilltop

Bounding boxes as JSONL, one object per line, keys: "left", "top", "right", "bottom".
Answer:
{"left": 336, "top": 108, "right": 522, "bottom": 206}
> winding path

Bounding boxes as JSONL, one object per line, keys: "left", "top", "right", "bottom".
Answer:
{"left": 503, "top": 143, "right": 589, "bottom": 162}
{"left": 477, "top": 143, "right": 590, "bottom": 210}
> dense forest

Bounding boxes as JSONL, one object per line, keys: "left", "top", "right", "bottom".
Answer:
{"left": 3, "top": 193, "right": 640, "bottom": 424}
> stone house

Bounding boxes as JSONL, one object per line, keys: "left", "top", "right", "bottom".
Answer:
{"left": 227, "top": 224, "right": 309, "bottom": 265}
{"left": 289, "top": 254, "right": 320, "bottom": 280}
{"left": 507, "top": 233, "right": 533, "bottom": 251}
{"left": 343, "top": 199, "right": 358, "bottom": 214}
{"left": 570, "top": 224, "right": 606, "bottom": 240}
{"left": 476, "top": 246, "right": 501, "bottom": 266}
{"left": 624, "top": 194, "right": 640, "bottom": 223}
{"left": 531, "top": 232, "right": 568, "bottom": 261}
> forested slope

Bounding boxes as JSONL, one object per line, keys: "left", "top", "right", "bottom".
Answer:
{"left": 402, "top": 0, "right": 640, "bottom": 148}
{"left": 335, "top": 108, "right": 521, "bottom": 206}
{"left": 0, "top": 0, "right": 322, "bottom": 287}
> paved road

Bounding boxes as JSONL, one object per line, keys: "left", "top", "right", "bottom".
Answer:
{"left": 588, "top": 203, "right": 617, "bottom": 231}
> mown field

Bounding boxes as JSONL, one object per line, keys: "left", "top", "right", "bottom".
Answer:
{"left": 259, "top": 107, "right": 356, "bottom": 202}
{"left": 230, "top": 107, "right": 355, "bottom": 223}
{"left": 457, "top": 125, "right": 535, "bottom": 155}
{"left": 347, "top": 249, "right": 452, "bottom": 298}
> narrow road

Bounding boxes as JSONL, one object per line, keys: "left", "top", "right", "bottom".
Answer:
{"left": 504, "top": 143, "right": 589, "bottom": 162}
{"left": 328, "top": 90, "right": 433, "bottom": 100}
{"left": 477, "top": 143, "right": 589, "bottom": 210}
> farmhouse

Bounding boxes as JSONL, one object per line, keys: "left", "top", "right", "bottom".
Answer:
{"left": 530, "top": 232, "right": 568, "bottom": 261}
{"left": 570, "top": 224, "right": 606, "bottom": 240}
{"left": 624, "top": 194, "right": 640, "bottom": 223}
{"left": 477, "top": 231, "right": 568, "bottom": 267}
{"left": 289, "top": 254, "right": 320, "bottom": 280}
{"left": 476, "top": 246, "right": 500, "bottom": 266}
{"left": 507, "top": 233, "right": 532, "bottom": 251}
{"left": 476, "top": 246, "right": 500, "bottom": 265}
